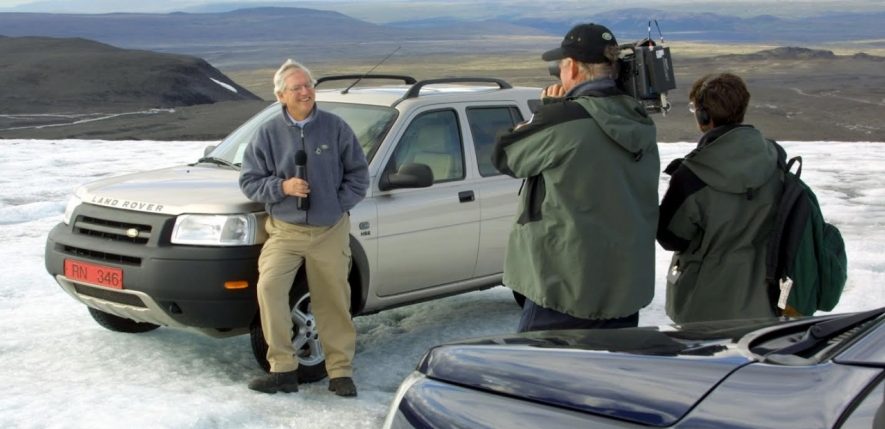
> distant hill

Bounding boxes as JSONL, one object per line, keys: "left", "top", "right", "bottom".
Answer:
{"left": 386, "top": 17, "right": 548, "bottom": 37}
{"left": 1, "top": 7, "right": 883, "bottom": 69}
{"left": 0, "top": 8, "right": 428, "bottom": 68}
{"left": 0, "top": 8, "right": 406, "bottom": 47}
{"left": 0, "top": 36, "right": 261, "bottom": 114}
{"left": 713, "top": 46, "right": 885, "bottom": 62}
{"left": 4, "top": 7, "right": 882, "bottom": 46}
{"left": 513, "top": 9, "right": 885, "bottom": 43}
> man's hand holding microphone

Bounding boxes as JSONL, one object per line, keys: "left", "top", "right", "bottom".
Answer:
{"left": 282, "top": 150, "right": 310, "bottom": 210}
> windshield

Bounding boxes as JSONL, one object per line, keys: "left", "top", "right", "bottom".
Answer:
{"left": 207, "top": 101, "right": 397, "bottom": 165}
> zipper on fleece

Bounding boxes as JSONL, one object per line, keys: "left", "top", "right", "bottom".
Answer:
{"left": 299, "top": 125, "right": 308, "bottom": 224}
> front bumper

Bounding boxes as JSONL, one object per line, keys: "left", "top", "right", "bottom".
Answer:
{"left": 44, "top": 204, "right": 261, "bottom": 333}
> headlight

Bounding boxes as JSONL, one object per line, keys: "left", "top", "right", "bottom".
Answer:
{"left": 171, "top": 214, "right": 257, "bottom": 246}
{"left": 63, "top": 194, "right": 83, "bottom": 225}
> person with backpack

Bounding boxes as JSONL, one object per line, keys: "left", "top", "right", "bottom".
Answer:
{"left": 657, "top": 73, "right": 781, "bottom": 323}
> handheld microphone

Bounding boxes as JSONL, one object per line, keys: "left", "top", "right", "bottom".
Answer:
{"left": 294, "top": 150, "right": 309, "bottom": 211}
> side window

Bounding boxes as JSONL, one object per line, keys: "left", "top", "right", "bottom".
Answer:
{"left": 390, "top": 110, "right": 464, "bottom": 184}
{"left": 466, "top": 106, "right": 524, "bottom": 177}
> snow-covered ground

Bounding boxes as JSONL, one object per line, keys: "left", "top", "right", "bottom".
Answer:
{"left": 0, "top": 139, "right": 883, "bottom": 428}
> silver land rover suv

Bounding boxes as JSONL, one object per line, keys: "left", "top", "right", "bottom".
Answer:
{"left": 44, "top": 75, "right": 540, "bottom": 381}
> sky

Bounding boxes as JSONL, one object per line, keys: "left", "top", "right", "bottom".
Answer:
{"left": 0, "top": 138, "right": 882, "bottom": 428}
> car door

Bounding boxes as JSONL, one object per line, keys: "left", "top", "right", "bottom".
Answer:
{"left": 374, "top": 108, "right": 480, "bottom": 297}
{"left": 465, "top": 105, "right": 525, "bottom": 277}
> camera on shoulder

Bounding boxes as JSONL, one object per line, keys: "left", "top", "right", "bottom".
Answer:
{"left": 617, "top": 38, "right": 676, "bottom": 114}
{"left": 545, "top": 37, "right": 677, "bottom": 115}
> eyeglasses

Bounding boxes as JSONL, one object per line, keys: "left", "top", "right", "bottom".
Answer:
{"left": 285, "top": 82, "right": 316, "bottom": 92}
{"left": 688, "top": 102, "right": 698, "bottom": 113}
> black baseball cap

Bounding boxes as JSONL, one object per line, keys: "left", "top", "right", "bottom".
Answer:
{"left": 542, "top": 23, "right": 618, "bottom": 63}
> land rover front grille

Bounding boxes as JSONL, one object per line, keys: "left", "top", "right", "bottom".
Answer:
{"left": 63, "top": 245, "right": 141, "bottom": 265}
{"left": 74, "top": 216, "right": 152, "bottom": 244}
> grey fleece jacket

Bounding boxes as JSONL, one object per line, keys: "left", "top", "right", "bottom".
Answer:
{"left": 239, "top": 105, "right": 369, "bottom": 226}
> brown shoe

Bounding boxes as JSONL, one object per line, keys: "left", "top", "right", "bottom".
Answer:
{"left": 248, "top": 370, "right": 299, "bottom": 394}
{"left": 328, "top": 377, "right": 357, "bottom": 397}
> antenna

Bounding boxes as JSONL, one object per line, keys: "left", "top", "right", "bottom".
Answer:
{"left": 341, "top": 46, "right": 401, "bottom": 94}
{"left": 652, "top": 19, "right": 665, "bottom": 44}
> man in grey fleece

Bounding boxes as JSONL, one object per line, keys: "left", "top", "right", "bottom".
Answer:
{"left": 239, "top": 59, "right": 368, "bottom": 396}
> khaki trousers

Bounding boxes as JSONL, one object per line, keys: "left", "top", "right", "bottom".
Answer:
{"left": 256, "top": 214, "right": 355, "bottom": 378}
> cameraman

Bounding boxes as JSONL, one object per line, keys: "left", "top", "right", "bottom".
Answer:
{"left": 492, "top": 23, "right": 659, "bottom": 332}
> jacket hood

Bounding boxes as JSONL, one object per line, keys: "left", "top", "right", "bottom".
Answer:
{"left": 683, "top": 126, "right": 779, "bottom": 193}
{"left": 575, "top": 95, "right": 657, "bottom": 157}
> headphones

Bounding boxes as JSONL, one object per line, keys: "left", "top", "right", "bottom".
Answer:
{"left": 694, "top": 78, "right": 711, "bottom": 125}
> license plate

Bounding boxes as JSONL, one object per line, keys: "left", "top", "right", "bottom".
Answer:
{"left": 64, "top": 259, "right": 124, "bottom": 289}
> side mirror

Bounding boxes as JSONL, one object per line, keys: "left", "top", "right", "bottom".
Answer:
{"left": 203, "top": 145, "right": 216, "bottom": 157}
{"left": 379, "top": 163, "right": 434, "bottom": 191}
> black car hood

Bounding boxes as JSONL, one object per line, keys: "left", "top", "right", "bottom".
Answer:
{"left": 418, "top": 320, "right": 784, "bottom": 427}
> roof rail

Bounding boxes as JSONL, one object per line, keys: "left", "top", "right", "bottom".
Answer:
{"left": 315, "top": 74, "right": 417, "bottom": 87}
{"left": 397, "top": 77, "right": 513, "bottom": 102}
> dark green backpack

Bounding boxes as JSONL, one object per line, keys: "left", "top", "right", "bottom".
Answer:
{"left": 766, "top": 142, "right": 848, "bottom": 316}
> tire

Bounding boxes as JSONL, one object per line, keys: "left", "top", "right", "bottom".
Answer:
{"left": 513, "top": 290, "right": 526, "bottom": 308}
{"left": 250, "top": 275, "right": 328, "bottom": 383}
{"left": 87, "top": 307, "right": 160, "bottom": 333}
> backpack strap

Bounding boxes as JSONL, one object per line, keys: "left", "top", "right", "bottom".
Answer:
{"left": 785, "top": 156, "right": 803, "bottom": 179}
{"left": 768, "top": 138, "right": 803, "bottom": 179}
{"left": 764, "top": 139, "right": 796, "bottom": 284}
{"left": 769, "top": 138, "right": 788, "bottom": 168}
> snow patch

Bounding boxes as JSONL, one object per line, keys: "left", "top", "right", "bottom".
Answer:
{"left": 0, "top": 201, "right": 64, "bottom": 225}
{"left": 210, "top": 78, "right": 238, "bottom": 94}
{"left": 0, "top": 139, "right": 883, "bottom": 428}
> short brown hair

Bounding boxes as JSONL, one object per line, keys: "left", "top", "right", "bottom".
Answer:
{"left": 689, "top": 73, "right": 750, "bottom": 125}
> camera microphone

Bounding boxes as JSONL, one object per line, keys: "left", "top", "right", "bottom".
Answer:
{"left": 294, "top": 150, "right": 309, "bottom": 211}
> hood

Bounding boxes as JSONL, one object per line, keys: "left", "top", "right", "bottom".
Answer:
{"left": 574, "top": 95, "right": 656, "bottom": 157}
{"left": 683, "top": 126, "right": 779, "bottom": 193}
{"left": 77, "top": 164, "right": 262, "bottom": 215}
{"left": 417, "top": 319, "right": 787, "bottom": 427}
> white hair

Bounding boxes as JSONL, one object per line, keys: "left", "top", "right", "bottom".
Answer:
{"left": 575, "top": 45, "right": 621, "bottom": 80}
{"left": 273, "top": 59, "right": 314, "bottom": 95}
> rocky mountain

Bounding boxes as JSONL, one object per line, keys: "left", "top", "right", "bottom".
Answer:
{"left": 0, "top": 36, "right": 261, "bottom": 114}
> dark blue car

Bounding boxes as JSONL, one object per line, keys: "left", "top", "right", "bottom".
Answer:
{"left": 383, "top": 308, "right": 885, "bottom": 429}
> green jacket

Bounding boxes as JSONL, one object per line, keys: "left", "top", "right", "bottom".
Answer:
{"left": 492, "top": 90, "right": 659, "bottom": 319}
{"left": 657, "top": 125, "right": 781, "bottom": 323}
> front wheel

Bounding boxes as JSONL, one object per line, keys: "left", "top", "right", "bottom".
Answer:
{"left": 88, "top": 307, "right": 160, "bottom": 333}
{"left": 249, "top": 276, "right": 328, "bottom": 383}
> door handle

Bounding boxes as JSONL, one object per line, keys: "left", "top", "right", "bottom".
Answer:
{"left": 458, "top": 190, "right": 475, "bottom": 203}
